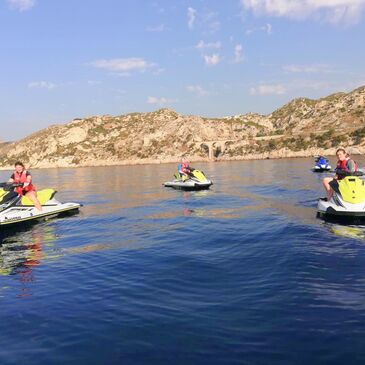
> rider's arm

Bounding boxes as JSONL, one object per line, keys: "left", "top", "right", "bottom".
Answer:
{"left": 347, "top": 160, "right": 356, "bottom": 173}
{"left": 8, "top": 173, "right": 14, "bottom": 183}
{"left": 24, "top": 172, "right": 32, "bottom": 187}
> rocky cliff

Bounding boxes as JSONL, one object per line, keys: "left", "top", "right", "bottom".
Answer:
{"left": 0, "top": 86, "right": 364, "bottom": 169}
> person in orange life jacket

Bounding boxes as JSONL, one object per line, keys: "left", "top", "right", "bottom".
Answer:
{"left": 8, "top": 161, "right": 42, "bottom": 211}
{"left": 178, "top": 157, "right": 193, "bottom": 181}
{"left": 322, "top": 148, "right": 358, "bottom": 200}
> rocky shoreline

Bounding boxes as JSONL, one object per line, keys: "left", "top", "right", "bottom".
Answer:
{"left": 0, "top": 86, "right": 364, "bottom": 170}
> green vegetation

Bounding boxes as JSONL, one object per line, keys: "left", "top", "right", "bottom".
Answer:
{"left": 351, "top": 127, "right": 365, "bottom": 145}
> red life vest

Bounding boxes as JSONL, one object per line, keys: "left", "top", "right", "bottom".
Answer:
{"left": 12, "top": 170, "right": 35, "bottom": 195}
{"left": 13, "top": 170, "right": 29, "bottom": 184}
{"left": 181, "top": 162, "right": 190, "bottom": 173}
{"left": 336, "top": 158, "right": 358, "bottom": 180}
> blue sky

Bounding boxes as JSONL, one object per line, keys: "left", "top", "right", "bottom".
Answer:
{"left": 1, "top": 0, "right": 365, "bottom": 140}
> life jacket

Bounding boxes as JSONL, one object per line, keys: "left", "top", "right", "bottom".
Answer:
{"left": 13, "top": 170, "right": 29, "bottom": 184}
{"left": 12, "top": 170, "right": 35, "bottom": 195}
{"left": 180, "top": 162, "right": 190, "bottom": 173}
{"left": 336, "top": 158, "right": 358, "bottom": 179}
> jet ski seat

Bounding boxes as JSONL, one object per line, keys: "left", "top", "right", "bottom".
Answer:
{"left": 21, "top": 189, "right": 56, "bottom": 206}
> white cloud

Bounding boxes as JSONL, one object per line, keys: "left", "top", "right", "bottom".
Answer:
{"left": 234, "top": 44, "right": 244, "bottom": 63}
{"left": 28, "top": 81, "right": 56, "bottom": 90}
{"left": 195, "top": 40, "right": 221, "bottom": 49}
{"left": 250, "top": 84, "right": 287, "bottom": 95}
{"left": 187, "top": 7, "right": 197, "bottom": 29}
{"left": 7, "top": 0, "right": 35, "bottom": 11}
{"left": 246, "top": 23, "right": 272, "bottom": 35}
{"left": 186, "top": 85, "right": 209, "bottom": 96}
{"left": 87, "top": 80, "right": 102, "bottom": 86}
{"left": 147, "top": 96, "right": 177, "bottom": 106}
{"left": 204, "top": 54, "right": 220, "bottom": 66}
{"left": 283, "top": 64, "right": 334, "bottom": 74}
{"left": 241, "top": 0, "right": 365, "bottom": 24}
{"left": 146, "top": 24, "right": 166, "bottom": 32}
{"left": 90, "top": 58, "right": 155, "bottom": 75}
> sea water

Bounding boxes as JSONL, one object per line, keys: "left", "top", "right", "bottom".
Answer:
{"left": 1, "top": 157, "right": 365, "bottom": 365}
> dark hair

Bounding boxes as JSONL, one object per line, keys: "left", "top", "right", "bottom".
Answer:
{"left": 336, "top": 148, "right": 346, "bottom": 155}
{"left": 14, "top": 161, "right": 25, "bottom": 168}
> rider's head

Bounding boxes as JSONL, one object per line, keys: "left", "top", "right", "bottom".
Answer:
{"left": 336, "top": 148, "right": 347, "bottom": 161}
{"left": 14, "top": 161, "right": 25, "bottom": 173}
{"left": 182, "top": 156, "right": 189, "bottom": 165}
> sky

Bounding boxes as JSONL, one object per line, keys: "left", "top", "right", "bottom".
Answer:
{"left": 1, "top": 0, "right": 365, "bottom": 140}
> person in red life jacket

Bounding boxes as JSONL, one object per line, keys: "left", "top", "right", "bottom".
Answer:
{"left": 8, "top": 161, "right": 42, "bottom": 211}
{"left": 178, "top": 157, "right": 193, "bottom": 181}
{"left": 322, "top": 148, "right": 358, "bottom": 200}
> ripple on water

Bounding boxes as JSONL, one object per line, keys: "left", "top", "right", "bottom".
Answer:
{"left": 1, "top": 159, "right": 365, "bottom": 364}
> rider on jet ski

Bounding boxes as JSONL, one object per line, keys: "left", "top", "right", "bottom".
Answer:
{"left": 8, "top": 161, "right": 42, "bottom": 211}
{"left": 178, "top": 157, "right": 193, "bottom": 181}
{"left": 317, "top": 155, "right": 328, "bottom": 165}
{"left": 322, "top": 148, "right": 358, "bottom": 200}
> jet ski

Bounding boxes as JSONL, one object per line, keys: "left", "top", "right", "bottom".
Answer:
{"left": 317, "top": 170, "right": 365, "bottom": 219}
{"left": 313, "top": 155, "right": 332, "bottom": 172}
{"left": 164, "top": 169, "right": 213, "bottom": 191}
{"left": 0, "top": 182, "right": 81, "bottom": 228}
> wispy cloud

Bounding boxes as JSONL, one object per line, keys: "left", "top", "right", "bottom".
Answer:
{"left": 187, "top": 7, "right": 197, "bottom": 29}
{"left": 90, "top": 58, "right": 156, "bottom": 76}
{"left": 250, "top": 83, "right": 287, "bottom": 95}
{"left": 282, "top": 64, "right": 334, "bottom": 74}
{"left": 186, "top": 85, "right": 209, "bottom": 96}
{"left": 7, "top": 0, "right": 36, "bottom": 11}
{"left": 146, "top": 24, "right": 166, "bottom": 32}
{"left": 28, "top": 81, "right": 56, "bottom": 90}
{"left": 204, "top": 54, "right": 220, "bottom": 66}
{"left": 147, "top": 96, "right": 177, "bottom": 106}
{"left": 195, "top": 40, "right": 221, "bottom": 50}
{"left": 202, "top": 11, "right": 221, "bottom": 33}
{"left": 245, "top": 23, "right": 272, "bottom": 35}
{"left": 87, "top": 80, "right": 102, "bottom": 86}
{"left": 241, "top": 0, "right": 365, "bottom": 24}
{"left": 233, "top": 44, "right": 244, "bottom": 63}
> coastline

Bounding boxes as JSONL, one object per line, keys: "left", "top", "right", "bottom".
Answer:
{"left": 1, "top": 146, "right": 363, "bottom": 171}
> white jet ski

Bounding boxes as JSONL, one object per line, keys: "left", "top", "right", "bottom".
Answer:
{"left": 317, "top": 170, "right": 365, "bottom": 219}
{"left": 164, "top": 169, "right": 213, "bottom": 191}
{"left": 0, "top": 183, "right": 81, "bottom": 228}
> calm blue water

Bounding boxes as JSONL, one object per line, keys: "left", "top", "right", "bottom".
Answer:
{"left": 1, "top": 157, "right": 365, "bottom": 365}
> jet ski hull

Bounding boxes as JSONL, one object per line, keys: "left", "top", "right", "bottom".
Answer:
{"left": 313, "top": 166, "right": 332, "bottom": 172}
{"left": 0, "top": 202, "right": 81, "bottom": 227}
{"left": 317, "top": 198, "right": 365, "bottom": 221}
{"left": 164, "top": 180, "right": 212, "bottom": 191}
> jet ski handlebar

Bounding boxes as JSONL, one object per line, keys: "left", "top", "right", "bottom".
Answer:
{"left": 335, "top": 169, "right": 364, "bottom": 177}
{"left": 0, "top": 182, "right": 24, "bottom": 190}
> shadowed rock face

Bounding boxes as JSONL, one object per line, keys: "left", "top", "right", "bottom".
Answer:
{"left": 0, "top": 86, "right": 364, "bottom": 169}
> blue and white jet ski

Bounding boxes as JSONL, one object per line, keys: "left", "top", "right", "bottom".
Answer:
{"left": 313, "top": 156, "right": 332, "bottom": 172}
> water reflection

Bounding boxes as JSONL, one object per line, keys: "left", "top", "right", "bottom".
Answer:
{"left": 326, "top": 223, "right": 365, "bottom": 241}
{"left": 0, "top": 225, "right": 58, "bottom": 298}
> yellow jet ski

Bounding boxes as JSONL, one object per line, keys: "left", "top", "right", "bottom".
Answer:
{"left": 0, "top": 183, "right": 81, "bottom": 228}
{"left": 164, "top": 169, "right": 213, "bottom": 191}
{"left": 317, "top": 170, "right": 365, "bottom": 218}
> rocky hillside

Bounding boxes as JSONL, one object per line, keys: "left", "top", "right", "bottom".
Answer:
{"left": 0, "top": 86, "right": 364, "bottom": 169}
